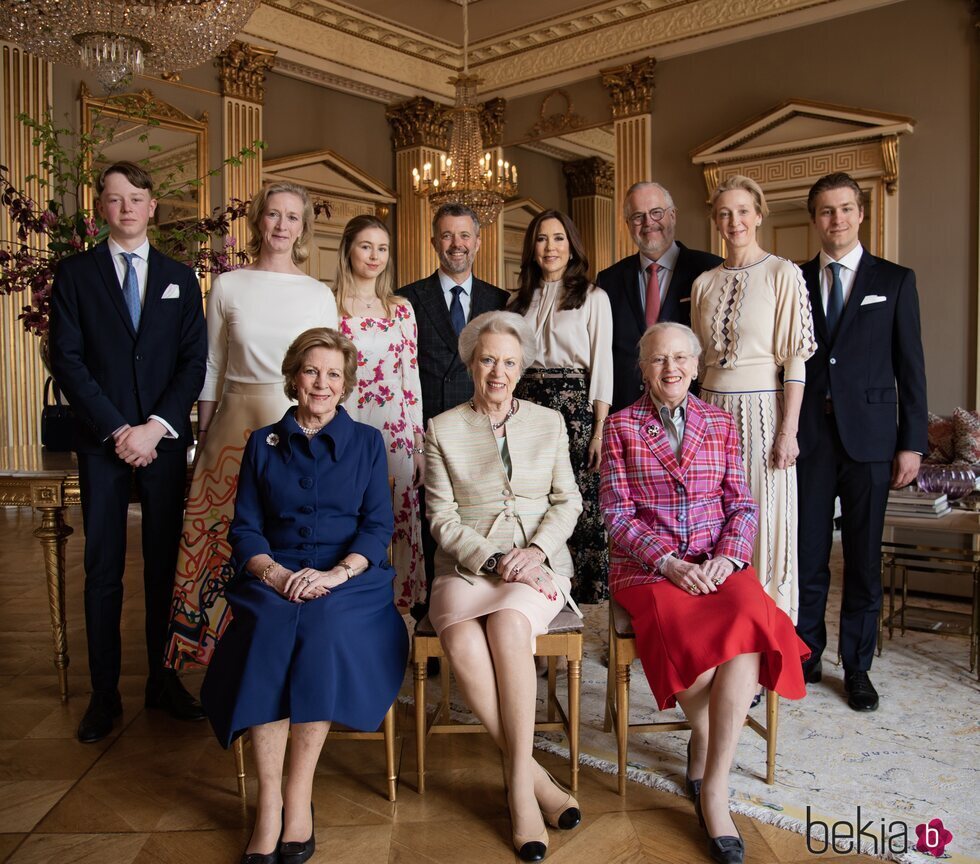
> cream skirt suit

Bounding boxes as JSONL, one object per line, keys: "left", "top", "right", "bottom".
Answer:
{"left": 424, "top": 400, "right": 584, "bottom": 639}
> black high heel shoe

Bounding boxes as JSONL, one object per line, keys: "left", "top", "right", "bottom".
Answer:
{"left": 702, "top": 807, "right": 744, "bottom": 864}
{"left": 241, "top": 808, "right": 283, "bottom": 864}
{"left": 279, "top": 804, "right": 315, "bottom": 864}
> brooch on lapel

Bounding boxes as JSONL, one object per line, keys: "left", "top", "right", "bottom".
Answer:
{"left": 266, "top": 433, "right": 279, "bottom": 447}
{"left": 647, "top": 425, "right": 661, "bottom": 436}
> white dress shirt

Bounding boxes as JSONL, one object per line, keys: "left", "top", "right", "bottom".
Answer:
{"left": 637, "top": 241, "right": 680, "bottom": 314}
{"left": 106, "top": 237, "right": 176, "bottom": 440}
{"left": 818, "top": 242, "right": 864, "bottom": 313}
{"left": 438, "top": 270, "right": 473, "bottom": 321}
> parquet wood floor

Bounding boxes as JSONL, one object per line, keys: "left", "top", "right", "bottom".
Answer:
{"left": 0, "top": 505, "right": 877, "bottom": 863}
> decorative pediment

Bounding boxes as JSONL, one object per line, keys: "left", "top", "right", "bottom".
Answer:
{"left": 692, "top": 99, "right": 914, "bottom": 164}
{"left": 263, "top": 150, "right": 396, "bottom": 205}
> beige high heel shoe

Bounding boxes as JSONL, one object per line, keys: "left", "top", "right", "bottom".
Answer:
{"left": 539, "top": 769, "right": 581, "bottom": 830}
{"left": 509, "top": 787, "right": 549, "bottom": 862}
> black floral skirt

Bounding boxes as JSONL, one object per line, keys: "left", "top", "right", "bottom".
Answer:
{"left": 515, "top": 368, "right": 609, "bottom": 603}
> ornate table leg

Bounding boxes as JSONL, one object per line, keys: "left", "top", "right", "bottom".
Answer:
{"left": 33, "top": 500, "right": 73, "bottom": 702}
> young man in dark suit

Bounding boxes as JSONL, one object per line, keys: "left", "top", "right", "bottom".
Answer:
{"left": 796, "top": 172, "right": 927, "bottom": 711}
{"left": 49, "top": 161, "right": 208, "bottom": 742}
{"left": 596, "top": 181, "right": 721, "bottom": 413}
{"left": 396, "top": 203, "right": 508, "bottom": 620}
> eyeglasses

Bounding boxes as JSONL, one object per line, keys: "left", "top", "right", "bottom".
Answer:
{"left": 628, "top": 208, "right": 673, "bottom": 226}
{"left": 641, "top": 353, "right": 696, "bottom": 367}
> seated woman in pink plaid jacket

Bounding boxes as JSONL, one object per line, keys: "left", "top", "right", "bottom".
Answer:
{"left": 599, "top": 322, "right": 809, "bottom": 864}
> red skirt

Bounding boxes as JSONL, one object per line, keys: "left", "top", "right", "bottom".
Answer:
{"left": 615, "top": 568, "right": 809, "bottom": 710}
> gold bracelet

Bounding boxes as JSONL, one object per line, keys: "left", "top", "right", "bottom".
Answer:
{"left": 340, "top": 561, "right": 355, "bottom": 581}
{"left": 259, "top": 561, "right": 278, "bottom": 584}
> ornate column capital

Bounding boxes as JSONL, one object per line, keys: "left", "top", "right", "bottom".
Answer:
{"left": 564, "top": 157, "right": 614, "bottom": 199}
{"left": 215, "top": 41, "right": 277, "bottom": 104}
{"left": 601, "top": 57, "right": 657, "bottom": 119}
{"left": 386, "top": 97, "right": 450, "bottom": 150}
{"left": 479, "top": 97, "right": 506, "bottom": 148}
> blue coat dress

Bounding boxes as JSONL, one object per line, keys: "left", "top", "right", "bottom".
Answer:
{"left": 201, "top": 407, "right": 409, "bottom": 747}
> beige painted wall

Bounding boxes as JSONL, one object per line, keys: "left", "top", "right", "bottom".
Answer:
{"left": 262, "top": 73, "right": 394, "bottom": 190}
{"left": 649, "top": 0, "right": 975, "bottom": 413}
{"left": 502, "top": 145, "right": 567, "bottom": 214}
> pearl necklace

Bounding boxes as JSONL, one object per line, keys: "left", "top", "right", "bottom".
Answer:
{"left": 297, "top": 423, "right": 322, "bottom": 437}
{"left": 472, "top": 398, "right": 517, "bottom": 430}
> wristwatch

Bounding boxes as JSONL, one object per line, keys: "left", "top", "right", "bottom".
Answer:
{"left": 482, "top": 552, "right": 503, "bottom": 574}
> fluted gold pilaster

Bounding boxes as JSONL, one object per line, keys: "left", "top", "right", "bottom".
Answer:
{"left": 387, "top": 97, "right": 451, "bottom": 286}
{"left": 216, "top": 42, "right": 275, "bottom": 259}
{"left": 565, "top": 157, "right": 614, "bottom": 280}
{"left": 602, "top": 58, "right": 655, "bottom": 261}
{"left": 0, "top": 42, "right": 51, "bottom": 447}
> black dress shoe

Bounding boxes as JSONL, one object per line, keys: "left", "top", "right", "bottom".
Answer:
{"left": 707, "top": 833, "right": 745, "bottom": 864}
{"left": 802, "top": 655, "right": 822, "bottom": 684}
{"left": 240, "top": 852, "right": 278, "bottom": 864}
{"left": 844, "top": 670, "right": 879, "bottom": 711}
{"left": 145, "top": 673, "right": 206, "bottom": 721}
{"left": 77, "top": 690, "right": 122, "bottom": 743}
{"left": 279, "top": 805, "right": 315, "bottom": 864}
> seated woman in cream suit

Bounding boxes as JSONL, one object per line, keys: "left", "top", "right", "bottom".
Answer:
{"left": 424, "top": 311, "right": 584, "bottom": 863}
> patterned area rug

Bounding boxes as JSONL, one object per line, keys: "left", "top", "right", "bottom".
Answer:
{"left": 533, "top": 584, "right": 979, "bottom": 864}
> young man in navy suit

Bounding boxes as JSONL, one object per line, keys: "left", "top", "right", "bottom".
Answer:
{"left": 396, "top": 203, "right": 508, "bottom": 625}
{"left": 795, "top": 172, "right": 927, "bottom": 711}
{"left": 596, "top": 182, "right": 721, "bottom": 413}
{"left": 49, "top": 162, "right": 207, "bottom": 742}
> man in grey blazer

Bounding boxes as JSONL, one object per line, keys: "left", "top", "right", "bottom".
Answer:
{"left": 596, "top": 182, "right": 721, "bottom": 413}
{"left": 397, "top": 203, "right": 509, "bottom": 619}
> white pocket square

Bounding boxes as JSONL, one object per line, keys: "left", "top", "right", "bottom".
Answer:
{"left": 161, "top": 284, "right": 180, "bottom": 300}
{"left": 679, "top": 297, "right": 691, "bottom": 304}
{"left": 861, "top": 294, "right": 886, "bottom": 306}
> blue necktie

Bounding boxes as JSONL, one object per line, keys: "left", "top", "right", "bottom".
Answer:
{"left": 450, "top": 285, "right": 466, "bottom": 336}
{"left": 121, "top": 251, "right": 141, "bottom": 329}
{"left": 826, "top": 262, "right": 844, "bottom": 336}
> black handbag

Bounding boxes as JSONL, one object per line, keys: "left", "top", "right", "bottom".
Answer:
{"left": 41, "top": 376, "right": 75, "bottom": 451}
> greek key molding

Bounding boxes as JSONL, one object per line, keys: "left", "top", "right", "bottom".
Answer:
{"left": 216, "top": 40, "right": 277, "bottom": 104}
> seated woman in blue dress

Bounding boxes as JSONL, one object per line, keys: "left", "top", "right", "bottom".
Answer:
{"left": 599, "top": 322, "right": 808, "bottom": 864}
{"left": 201, "top": 327, "right": 408, "bottom": 864}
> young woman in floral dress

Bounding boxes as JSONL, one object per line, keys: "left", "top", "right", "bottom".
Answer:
{"left": 335, "top": 215, "right": 425, "bottom": 609}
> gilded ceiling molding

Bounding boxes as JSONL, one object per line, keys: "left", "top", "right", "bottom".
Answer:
{"left": 601, "top": 57, "right": 656, "bottom": 119}
{"left": 216, "top": 41, "right": 277, "bottom": 103}
{"left": 480, "top": 97, "right": 507, "bottom": 148}
{"left": 525, "top": 89, "right": 585, "bottom": 140}
{"left": 564, "top": 157, "right": 614, "bottom": 199}
{"left": 386, "top": 97, "right": 451, "bottom": 150}
{"left": 245, "top": 0, "right": 892, "bottom": 99}
{"left": 272, "top": 58, "right": 399, "bottom": 103}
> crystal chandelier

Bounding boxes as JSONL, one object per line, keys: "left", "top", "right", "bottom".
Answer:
{"left": 0, "top": 0, "right": 261, "bottom": 92}
{"left": 412, "top": 0, "right": 517, "bottom": 226}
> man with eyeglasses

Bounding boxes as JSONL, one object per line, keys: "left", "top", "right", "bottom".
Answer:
{"left": 597, "top": 182, "right": 721, "bottom": 414}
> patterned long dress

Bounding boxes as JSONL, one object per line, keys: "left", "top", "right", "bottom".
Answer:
{"left": 691, "top": 254, "right": 816, "bottom": 621}
{"left": 340, "top": 301, "right": 425, "bottom": 609}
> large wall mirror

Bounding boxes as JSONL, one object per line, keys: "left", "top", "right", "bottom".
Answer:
{"left": 79, "top": 83, "right": 210, "bottom": 224}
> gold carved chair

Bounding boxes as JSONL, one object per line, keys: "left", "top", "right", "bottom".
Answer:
{"left": 411, "top": 607, "right": 583, "bottom": 794}
{"left": 605, "top": 597, "right": 778, "bottom": 796}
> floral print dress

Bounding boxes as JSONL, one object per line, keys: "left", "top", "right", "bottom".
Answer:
{"left": 340, "top": 301, "right": 425, "bottom": 609}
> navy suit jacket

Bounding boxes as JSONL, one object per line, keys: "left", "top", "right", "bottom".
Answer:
{"left": 396, "top": 271, "right": 508, "bottom": 426}
{"left": 597, "top": 243, "right": 721, "bottom": 413}
{"left": 49, "top": 240, "right": 207, "bottom": 453}
{"left": 798, "top": 249, "right": 927, "bottom": 463}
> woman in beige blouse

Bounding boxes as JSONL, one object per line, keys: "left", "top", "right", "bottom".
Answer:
{"left": 691, "top": 175, "right": 816, "bottom": 624}
{"left": 508, "top": 209, "right": 613, "bottom": 603}
{"left": 425, "top": 311, "right": 583, "bottom": 861}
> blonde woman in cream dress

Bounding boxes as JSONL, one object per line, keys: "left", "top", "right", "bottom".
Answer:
{"left": 692, "top": 175, "right": 815, "bottom": 622}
